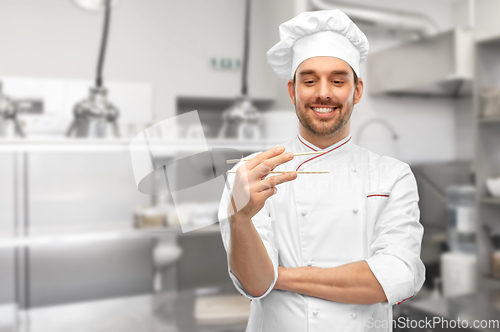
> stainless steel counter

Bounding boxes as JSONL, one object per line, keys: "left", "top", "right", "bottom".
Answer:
{"left": 400, "top": 289, "right": 500, "bottom": 331}
{"left": 20, "top": 287, "right": 247, "bottom": 332}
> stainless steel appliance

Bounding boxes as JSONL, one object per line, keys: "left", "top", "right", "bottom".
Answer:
{"left": 66, "top": 86, "right": 120, "bottom": 138}
{"left": 218, "top": 96, "right": 261, "bottom": 139}
{"left": 0, "top": 81, "right": 24, "bottom": 138}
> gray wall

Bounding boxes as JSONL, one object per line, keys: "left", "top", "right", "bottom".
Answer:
{"left": 0, "top": 0, "right": 280, "bottom": 121}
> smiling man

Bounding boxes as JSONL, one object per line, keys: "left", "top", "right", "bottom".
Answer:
{"left": 291, "top": 56, "right": 361, "bottom": 147}
{"left": 218, "top": 9, "right": 425, "bottom": 332}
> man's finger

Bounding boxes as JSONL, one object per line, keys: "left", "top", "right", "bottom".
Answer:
{"left": 257, "top": 172, "right": 297, "bottom": 191}
{"left": 252, "top": 152, "right": 294, "bottom": 181}
{"left": 244, "top": 146, "right": 286, "bottom": 170}
{"left": 260, "top": 186, "right": 277, "bottom": 200}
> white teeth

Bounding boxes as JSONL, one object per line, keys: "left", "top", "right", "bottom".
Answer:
{"left": 312, "top": 107, "right": 335, "bottom": 113}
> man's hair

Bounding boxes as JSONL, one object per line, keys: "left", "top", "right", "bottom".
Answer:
{"left": 293, "top": 68, "right": 359, "bottom": 88}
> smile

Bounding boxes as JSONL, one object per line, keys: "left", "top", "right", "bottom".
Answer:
{"left": 310, "top": 106, "right": 338, "bottom": 117}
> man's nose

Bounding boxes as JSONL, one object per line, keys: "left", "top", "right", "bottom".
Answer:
{"left": 315, "top": 80, "right": 332, "bottom": 100}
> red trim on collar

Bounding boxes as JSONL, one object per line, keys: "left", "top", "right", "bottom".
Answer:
{"left": 295, "top": 136, "right": 352, "bottom": 171}
{"left": 297, "top": 135, "right": 317, "bottom": 152}
{"left": 367, "top": 194, "right": 390, "bottom": 198}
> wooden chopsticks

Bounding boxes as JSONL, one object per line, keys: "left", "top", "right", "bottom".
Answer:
{"left": 227, "top": 170, "right": 329, "bottom": 174}
{"left": 226, "top": 150, "right": 328, "bottom": 164}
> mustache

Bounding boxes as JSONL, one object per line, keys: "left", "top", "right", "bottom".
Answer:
{"left": 306, "top": 102, "right": 342, "bottom": 108}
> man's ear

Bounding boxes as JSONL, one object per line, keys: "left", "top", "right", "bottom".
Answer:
{"left": 353, "top": 77, "right": 364, "bottom": 105}
{"left": 287, "top": 79, "right": 296, "bottom": 105}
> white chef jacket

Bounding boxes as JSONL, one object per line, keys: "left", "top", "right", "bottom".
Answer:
{"left": 217, "top": 133, "right": 425, "bottom": 332}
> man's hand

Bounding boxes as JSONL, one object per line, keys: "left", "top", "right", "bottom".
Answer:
{"left": 226, "top": 146, "right": 297, "bottom": 298}
{"left": 228, "top": 146, "right": 297, "bottom": 220}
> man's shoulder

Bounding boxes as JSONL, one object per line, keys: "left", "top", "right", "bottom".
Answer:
{"left": 353, "top": 144, "right": 412, "bottom": 178}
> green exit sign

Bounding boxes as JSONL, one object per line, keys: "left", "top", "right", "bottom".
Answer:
{"left": 211, "top": 57, "right": 241, "bottom": 70}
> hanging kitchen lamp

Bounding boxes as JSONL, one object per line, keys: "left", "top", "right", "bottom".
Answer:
{"left": 67, "top": 0, "right": 120, "bottom": 138}
{"left": 218, "top": 0, "right": 262, "bottom": 140}
{"left": 73, "top": 0, "right": 120, "bottom": 11}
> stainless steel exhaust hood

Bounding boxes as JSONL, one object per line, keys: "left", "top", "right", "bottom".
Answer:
{"left": 310, "top": 0, "right": 438, "bottom": 38}
{"left": 367, "top": 27, "right": 474, "bottom": 97}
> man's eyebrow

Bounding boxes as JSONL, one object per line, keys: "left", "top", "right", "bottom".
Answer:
{"left": 298, "top": 69, "right": 316, "bottom": 76}
{"left": 298, "top": 69, "right": 350, "bottom": 76}
{"left": 330, "top": 70, "right": 350, "bottom": 76}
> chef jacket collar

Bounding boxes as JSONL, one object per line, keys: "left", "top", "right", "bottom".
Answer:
{"left": 296, "top": 132, "right": 353, "bottom": 160}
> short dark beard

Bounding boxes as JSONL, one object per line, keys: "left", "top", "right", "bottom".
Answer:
{"left": 293, "top": 68, "right": 358, "bottom": 138}
{"left": 295, "top": 91, "right": 355, "bottom": 137}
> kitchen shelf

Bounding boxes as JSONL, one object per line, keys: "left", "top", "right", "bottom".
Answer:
{"left": 476, "top": 33, "right": 500, "bottom": 46}
{"left": 474, "top": 33, "right": 500, "bottom": 282}
{"left": 479, "top": 197, "right": 500, "bottom": 205}
{"left": 0, "top": 137, "right": 287, "bottom": 153}
{"left": 0, "top": 223, "right": 221, "bottom": 249}
{"left": 177, "top": 95, "right": 274, "bottom": 110}
{"left": 478, "top": 115, "right": 500, "bottom": 124}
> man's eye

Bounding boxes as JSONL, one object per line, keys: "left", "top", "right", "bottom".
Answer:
{"left": 305, "top": 80, "right": 315, "bottom": 84}
{"left": 333, "top": 81, "right": 343, "bottom": 84}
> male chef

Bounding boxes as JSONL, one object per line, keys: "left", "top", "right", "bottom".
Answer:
{"left": 217, "top": 9, "right": 425, "bottom": 332}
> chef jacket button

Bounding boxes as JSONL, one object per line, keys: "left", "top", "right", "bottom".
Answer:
{"left": 351, "top": 312, "right": 357, "bottom": 318}
{"left": 313, "top": 310, "right": 319, "bottom": 316}
{"left": 353, "top": 208, "right": 358, "bottom": 214}
{"left": 307, "top": 262, "right": 312, "bottom": 266}
{"left": 351, "top": 168, "right": 357, "bottom": 172}
{"left": 301, "top": 210, "right": 308, "bottom": 216}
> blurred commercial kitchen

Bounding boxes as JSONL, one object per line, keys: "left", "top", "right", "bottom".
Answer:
{"left": 1, "top": 0, "right": 500, "bottom": 331}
